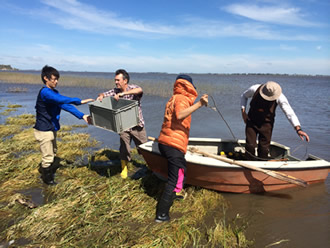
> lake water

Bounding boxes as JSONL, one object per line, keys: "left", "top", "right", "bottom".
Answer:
{"left": 1, "top": 72, "right": 329, "bottom": 247}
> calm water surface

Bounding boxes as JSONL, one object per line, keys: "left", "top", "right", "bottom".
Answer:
{"left": 1, "top": 72, "right": 329, "bottom": 247}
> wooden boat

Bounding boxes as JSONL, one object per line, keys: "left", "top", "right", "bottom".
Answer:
{"left": 138, "top": 138, "right": 330, "bottom": 193}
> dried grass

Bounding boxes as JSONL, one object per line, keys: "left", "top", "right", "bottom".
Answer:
{"left": 0, "top": 111, "right": 251, "bottom": 247}
{"left": 1, "top": 71, "right": 227, "bottom": 98}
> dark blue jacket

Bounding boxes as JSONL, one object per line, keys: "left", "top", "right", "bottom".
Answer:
{"left": 34, "top": 87, "right": 84, "bottom": 131}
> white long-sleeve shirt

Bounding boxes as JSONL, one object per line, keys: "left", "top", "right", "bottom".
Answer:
{"left": 240, "top": 84, "right": 300, "bottom": 128}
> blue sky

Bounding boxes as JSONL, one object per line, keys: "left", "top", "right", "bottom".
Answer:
{"left": 1, "top": 0, "right": 329, "bottom": 75}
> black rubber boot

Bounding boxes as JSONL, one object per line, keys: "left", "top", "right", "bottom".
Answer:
{"left": 50, "top": 157, "right": 61, "bottom": 175}
{"left": 40, "top": 166, "right": 57, "bottom": 185}
{"left": 155, "top": 191, "right": 174, "bottom": 223}
{"left": 38, "top": 163, "right": 42, "bottom": 174}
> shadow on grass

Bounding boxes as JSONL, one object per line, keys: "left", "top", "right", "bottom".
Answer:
{"left": 86, "top": 148, "right": 167, "bottom": 199}
{"left": 88, "top": 149, "right": 121, "bottom": 177}
{"left": 77, "top": 147, "right": 206, "bottom": 209}
{"left": 87, "top": 148, "right": 152, "bottom": 179}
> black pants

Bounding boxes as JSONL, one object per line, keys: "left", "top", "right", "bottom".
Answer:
{"left": 156, "top": 143, "right": 186, "bottom": 217}
{"left": 245, "top": 120, "right": 273, "bottom": 160}
{"left": 158, "top": 143, "right": 186, "bottom": 195}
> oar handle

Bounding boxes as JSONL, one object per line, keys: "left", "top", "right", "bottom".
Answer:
{"left": 148, "top": 136, "right": 157, "bottom": 141}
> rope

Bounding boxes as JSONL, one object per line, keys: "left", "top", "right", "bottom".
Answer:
{"left": 207, "top": 95, "right": 237, "bottom": 140}
{"left": 290, "top": 142, "right": 309, "bottom": 160}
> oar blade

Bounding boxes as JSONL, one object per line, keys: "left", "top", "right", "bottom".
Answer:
{"left": 265, "top": 170, "right": 308, "bottom": 187}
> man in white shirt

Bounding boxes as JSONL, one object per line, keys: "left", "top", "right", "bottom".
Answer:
{"left": 240, "top": 81, "right": 309, "bottom": 160}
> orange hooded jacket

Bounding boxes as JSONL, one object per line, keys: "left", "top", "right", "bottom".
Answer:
{"left": 158, "top": 77, "right": 198, "bottom": 154}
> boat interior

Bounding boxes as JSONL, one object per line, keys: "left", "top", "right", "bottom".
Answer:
{"left": 187, "top": 139, "right": 318, "bottom": 162}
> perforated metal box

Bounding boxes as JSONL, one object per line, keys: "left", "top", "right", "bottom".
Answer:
{"left": 89, "top": 97, "right": 139, "bottom": 133}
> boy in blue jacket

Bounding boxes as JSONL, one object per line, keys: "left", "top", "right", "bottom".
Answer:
{"left": 34, "top": 65, "right": 94, "bottom": 185}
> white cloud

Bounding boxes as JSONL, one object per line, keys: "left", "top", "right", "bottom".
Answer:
{"left": 36, "top": 44, "right": 54, "bottom": 52}
{"left": 223, "top": 4, "right": 321, "bottom": 27}
{"left": 117, "top": 42, "right": 135, "bottom": 51}
{"left": 34, "top": 0, "right": 319, "bottom": 41}
{"left": 40, "top": 0, "right": 175, "bottom": 35}
{"left": 279, "top": 44, "right": 297, "bottom": 51}
{"left": 316, "top": 46, "right": 322, "bottom": 50}
{"left": 181, "top": 20, "right": 317, "bottom": 40}
{"left": 2, "top": 52, "right": 330, "bottom": 75}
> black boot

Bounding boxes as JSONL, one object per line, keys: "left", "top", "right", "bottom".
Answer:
{"left": 40, "top": 166, "right": 57, "bottom": 185}
{"left": 50, "top": 157, "right": 61, "bottom": 175}
{"left": 38, "top": 163, "right": 42, "bottom": 174}
{"left": 155, "top": 191, "right": 174, "bottom": 223}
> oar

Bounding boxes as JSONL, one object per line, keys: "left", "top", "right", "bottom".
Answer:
{"left": 188, "top": 147, "right": 307, "bottom": 187}
{"left": 148, "top": 137, "right": 307, "bottom": 187}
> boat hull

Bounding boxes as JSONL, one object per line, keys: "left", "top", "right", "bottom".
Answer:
{"left": 139, "top": 138, "right": 330, "bottom": 193}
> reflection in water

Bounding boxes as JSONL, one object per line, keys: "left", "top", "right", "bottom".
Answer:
{"left": 256, "top": 191, "right": 293, "bottom": 200}
{"left": 225, "top": 179, "right": 330, "bottom": 248}
{"left": 243, "top": 170, "right": 266, "bottom": 193}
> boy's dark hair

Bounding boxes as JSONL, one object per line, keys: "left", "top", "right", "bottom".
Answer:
{"left": 41, "top": 65, "right": 60, "bottom": 84}
{"left": 115, "top": 69, "right": 130, "bottom": 83}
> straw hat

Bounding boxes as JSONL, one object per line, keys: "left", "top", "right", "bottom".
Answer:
{"left": 259, "top": 81, "right": 282, "bottom": 101}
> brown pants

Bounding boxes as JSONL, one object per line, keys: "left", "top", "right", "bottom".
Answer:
{"left": 34, "top": 129, "right": 57, "bottom": 168}
{"left": 119, "top": 126, "right": 147, "bottom": 161}
{"left": 245, "top": 120, "right": 273, "bottom": 160}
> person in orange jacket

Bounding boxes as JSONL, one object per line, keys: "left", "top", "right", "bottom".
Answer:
{"left": 155, "top": 74, "right": 208, "bottom": 223}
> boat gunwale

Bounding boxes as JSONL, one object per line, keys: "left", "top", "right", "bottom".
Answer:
{"left": 139, "top": 139, "right": 330, "bottom": 171}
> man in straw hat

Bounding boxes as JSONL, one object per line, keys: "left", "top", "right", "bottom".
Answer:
{"left": 240, "top": 81, "right": 309, "bottom": 160}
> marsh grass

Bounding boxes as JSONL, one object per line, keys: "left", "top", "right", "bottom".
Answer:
{"left": 0, "top": 111, "right": 252, "bottom": 247}
{"left": 7, "top": 87, "right": 28, "bottom": 93}
{"left": 6, "top": 104, "right": 22, "bottom": 109}
{"left": 5, "top": 113, "right": 34, "bottom": 126}
{"left": 0, "top": 109, "right": 16, "bottom": 116}
{"left": 1, "top": 72, "right": 230, "bottom": 98}
{"left": 0, "top": 104, "right": 23, "bottom": 116}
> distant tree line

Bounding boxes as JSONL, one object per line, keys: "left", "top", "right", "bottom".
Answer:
{"left": 0, "top": 64, "right": 18, "bottom": 70}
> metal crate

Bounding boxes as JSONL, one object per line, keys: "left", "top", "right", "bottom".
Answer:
{"left": 89, "top": 97, "right": 139, "bottom": 133}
